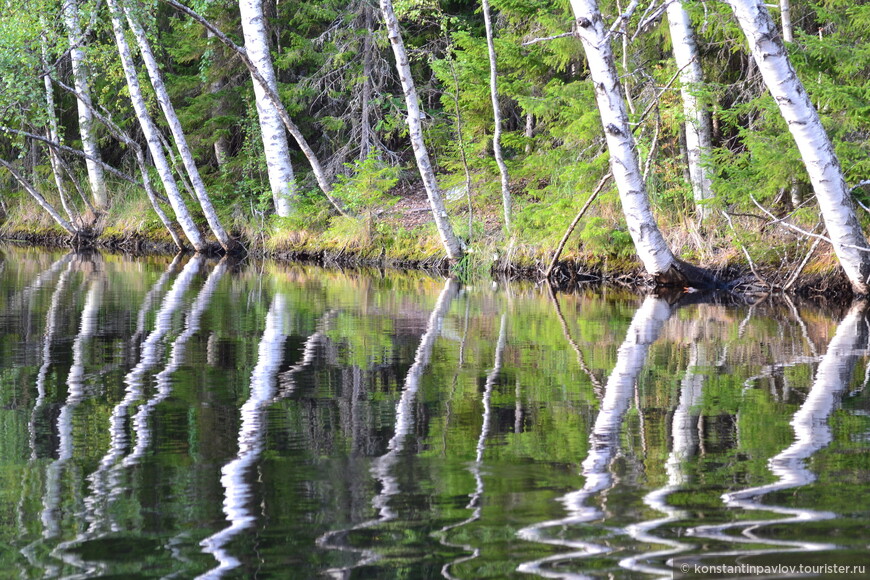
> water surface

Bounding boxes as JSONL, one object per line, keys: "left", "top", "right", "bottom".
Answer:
{"left": 1, "top": 246, "right": 868, "bottom": 578}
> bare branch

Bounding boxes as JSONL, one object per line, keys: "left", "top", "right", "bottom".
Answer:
{"left": 750, "top": 193, "right": 870, "bottom": 253}
{"left": 522, "top": 31, "right": 576, "bottom": 46}
{"left": 1, "top": 126, "right": 138, "bottom": 185}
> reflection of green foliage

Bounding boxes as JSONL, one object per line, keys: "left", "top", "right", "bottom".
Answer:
{"left": 1, "top": 248, "right": 869, "bottom": 576}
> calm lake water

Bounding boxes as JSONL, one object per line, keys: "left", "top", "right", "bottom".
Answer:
{"left": 1, "top": 246, "right": 869, "bottom": 579}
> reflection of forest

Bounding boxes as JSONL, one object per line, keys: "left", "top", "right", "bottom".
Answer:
{"left": 0, "top": 247, "right": 867, "bottom": 578}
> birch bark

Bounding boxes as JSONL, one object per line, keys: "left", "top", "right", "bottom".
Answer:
{"left": 238, "top": 0, "right": 296, "bottom": 217}
{"left": 727, "top": 0, "right": 870, "bottom": 295}
{"left": 666, "top": 0, "right": 714, "bottom": 218}
{"left": 780, "top": 0, "right": 793, "bottom": 43}
{"left": 106, "top": 0, "right": 204, "bottom": 251}
{"left": 379, "top": 0, "right": 463, "bottom": 260}
{"left": 159, "top": 0, "right": 350, "bottom": 217}
{"left": 40, "top": 33, "right": 77, "bottom": 224}
{"left": 121, "top": 0, "right": 238, "bottom": 252}
{"left": 569, "top": 0, "right": 678, "bottom": 279}
{"left": 61, "top": 0, "right": 108, "bottom": 209}
{"left": 481, "top": 0, "right": 512, "bottom": 233}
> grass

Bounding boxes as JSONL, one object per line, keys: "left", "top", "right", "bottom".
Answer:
{"left": 0, "top": 177, "right": 853, "bottom": 292}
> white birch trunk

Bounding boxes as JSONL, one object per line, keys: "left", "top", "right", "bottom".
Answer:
{"left": 481, "top": 0, "right": 512, "bottom": 233}
{"left": 121, "top": 0, "right": 237, "bottom": 252}
{"left": 569, "top": 0, "right": 677, "bottom": 277}
{"left": 238, "top": 0, "right": 296, "bottom": 217}
{"left": 666, "top": 1, "right": 714, "bottom": 218}
{"left": 106, "top": 0, "right": 205, "bottom": 252}
{"left": 62, "top": 0, "right": 108, "bottom": 209}
{"left": 780, "top": 0, "right": 793, "bottom": 43}
{"left": 379, "top": 0, "right": 463, "bottom": 260}
{"left": 727, "top": 0, "right": 870, "bottom": 295}
{"left": 161, "top": 0, "right": 350, "bottom": 217}
{"left": 40, "top": 33, "right": 77, "bottom": 224}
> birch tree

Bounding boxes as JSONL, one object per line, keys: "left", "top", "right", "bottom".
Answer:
{"left": 238, "top": 0, "right": 296, "bottom": 217}
{"left": 379, "top": 0, "right": 464, "bottom": 261}
{"left": 105, "top": 0, "right": 204, "bottom": 252}
{"left": 121, "top": 0, "right": 239, "bottom": 253}
{"left": 481, "top": 0, "right": 512, "bottom": 233}
{"left": 569, "top": 0, "right": 716, "bottom": 286}
{"left": 61, "top": 0, "right": 108, "bottom": 209}
{"left": 666, "top": 0, "right": 714, "bottom": 218}
{"left": 40, "top": 31, "right": 77, "bottom": 225}
{"left": 727, "top": 0, "right": 870, "bottom": 295}
{"left": 51, "top": 76, "right": 187, "bottom": 250}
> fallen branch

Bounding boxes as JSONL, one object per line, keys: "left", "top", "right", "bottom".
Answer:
{"left": 722, "top": 209, "right": 772, "bottom": 290}
{"left": 545, "top": 172, "right": 613, "bottom": 278}
{"left": 750, "top": 194, "right": 870, "bottom": 253}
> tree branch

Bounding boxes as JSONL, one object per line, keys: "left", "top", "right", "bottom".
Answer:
{"left": 1, "top": 126, "right": 138, "bottom": 185}
{"left": 521, "top": 31, "right": 576, "bottom": 46}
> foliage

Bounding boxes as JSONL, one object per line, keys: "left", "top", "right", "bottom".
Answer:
{"left": 330, "top": 153, "right": 400, "bottom": 214}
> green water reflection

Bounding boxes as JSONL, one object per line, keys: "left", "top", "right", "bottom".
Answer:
{"left": 1, "top": 246, "right": 868, "bottom": 578}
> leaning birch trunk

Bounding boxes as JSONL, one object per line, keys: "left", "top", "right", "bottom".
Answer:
{"left": 569, "top": 0, "right": 715, "bottom": 286}
{"left": 50, "top": 76, "right": 185, "bottom": 250}
{"left": 121, "top": 0, "right": 238, "bottom": 253}
{"left": 727, "top": 0, "right": 870, "bottom": 295}
{"left": 40, "top": 32, "right": 77, "bottom": 225}
{"left": 238, "top": 0, "right": 297, "bottom": 217}
{"left": 666, "top": 0, "right": 714, "bottom": 219}
{"left": 0, "top": 159, "right": 77, "bottom": 236}
{"left": 106, "top": 0, "right": 204, "bottom": 251}
{"left": 61, "top": 0, "right": 108, "bottom": 209}
{"left": 379, "top": 0, "right": 463, "bottom": 260}
{"left": 481, "top": 0, "right": 512, "bottom": 233}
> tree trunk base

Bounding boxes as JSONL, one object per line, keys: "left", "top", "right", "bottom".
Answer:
{"left": 654, "top": 259, "right": 726, "bottom": 290}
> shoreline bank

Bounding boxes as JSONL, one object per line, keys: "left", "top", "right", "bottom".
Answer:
{"left": 0, "top": 222, "right": 853, "bottom": 302}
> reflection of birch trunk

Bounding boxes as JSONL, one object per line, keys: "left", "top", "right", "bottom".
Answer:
{"left": 517, "top": 296, "right": 673, "bottom": 576}
{"left": 198, "top": 293, "right": 288, "bottom": 578}
{"left": 10, "top": 254, "right": 74, "bottom": 313}
{"left": 689, "top": 301, "right": 868, "bottom": 557}
{"left": 272, "top": 310, "right": 337, "bottom": 402}
{"left": 29, "top": 262, "right": 75, "bottom": 462}
{"left": 441, "top": 313, "right": 507, "bottom": 579}
{"left": 19, "top": 261, "right": 77, "bottom": 574}
{"left": 132, "top": 255, "right": 183, "bottom": 345}
{"left": 124, "top": 259, "right": 228, "bottom": 467}
{"left": 46, "top": 276, "right": 104, "bottom": 577}
{"left": 317, "top": 278, "right": 458, "bottom": 574}
{"left": 621, "top": 322, "right": 704, "bottom": 574}
{"left": 84, "top": 256, "right": 205, "bottom": 535}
